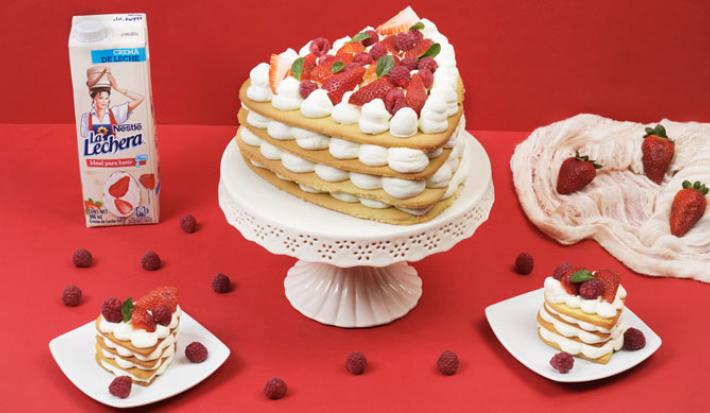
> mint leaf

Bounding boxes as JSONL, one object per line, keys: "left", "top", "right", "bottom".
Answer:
{"left": 291, "top": 57, "right": 305, "bottom": 80}
{"left": 331, "top": 61, "right": 345, "bottom": 74}
{"left": 121, "top": 298, "right": 134, "bottom": 322}
{"left": 349, "top": 32, "right": 370, "bottom": 43}
{"left": 376, "top": 55, "right": 394, "bottom": 77}
{"left": 570, "top": 270, "right": 595, "bottom": 283}
{"left": 419, "top": 43, "right": 441, "bottom": 59}
{"left": 410, "top": 21, "right": 425, "bottom": 31}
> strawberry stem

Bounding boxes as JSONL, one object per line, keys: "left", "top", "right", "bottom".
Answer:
{"left": 683, "top": 180, "right": 709, "bottom": 195}
{"left": 644, "top": 124, "right": 669, "bottom": 139}
{"left": 575, "top": 151, "right": 602, "bottom": 169}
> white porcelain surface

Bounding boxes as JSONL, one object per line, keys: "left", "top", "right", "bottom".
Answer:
{"left": 49, "top": 312, "right": 230, "bottom": 409}
{"left": 485, "top": 288, "right": 661, "bottom": 383}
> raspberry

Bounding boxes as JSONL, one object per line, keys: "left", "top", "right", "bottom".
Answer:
{"left": 419, "top": 68, "right": 434, "bottom": 89}
{"left": 264, "top": 377, "right": 287, "bottom": 400}
{"left": 579, "top": 279, "right": 604, "bottom": 299}
{"left": 131, "top": 306, "right": 156, "bottom": 332}
{"left": 400, "top": 56, "right": 419, "bottom": 71}
{"left": 418, "top": 57, "right": 438, "bottom": 73}
{"left": 352, "top": 52, "right": 373, "bottom": 66}
{"left": 623, "top": 327, "right": 646, "bottom": 351}
{"left": 514, "top": 252, "right": 534, "bottom": 275}
{"left": 62, "top": 285, "right": 82, "bottom": 307}
{"left": 185, "top": 341, "right": 208, "bottom": 363}
{"left": 384, "top": 88, "right": 406, "bottom": 115}
{"left": 409, "top": 28, "right": 424, "bottom": 44}
{"left": 369, "top": 43, "right": 387, "bottom": 61}
{"left": 152, "top": 304, "right": 172, "bottom": 326}
{"left": 362, "top": 29, "right": 378, "bottom": 47}
{"left": 180, "top": 214, "right": 197, "bottom": 233}
{"left": 101, "top": 297, "right": 123, "bottom": 322}
{"left": 309, "top": 37, "right": 330, "bottom": 57}
{"left": 437, "top": 351, "right": 459, "bottom": 376}
{"left": 141, "top": 251, "right": 161, "bottom": 271}
{"left": 108, "top": 376, "right": 132, "bottom": 399}
{"left": 72, "top": 248, "right": 93, "bottom": 268}
{"left": 552, "top": 261, "right": 573, "bottom": 280}
{"left": 299, "top": 80, "right": 318, "bottom": 98}
{"left": 345, "top": 352, "right": 368, "bottom": 375}
{"left": 550, "top": 351, "right": 574, "bottom": 373}
{"left": 212, "top": 273, "right": 232, "bottom": 293}
{"left": 394, "top": 32, "right": 416, "bottom": 51}
{"left": 387, "top": 66, "right": 411, "bottom": 88}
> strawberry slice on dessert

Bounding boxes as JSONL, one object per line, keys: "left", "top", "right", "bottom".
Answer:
{"left": 376, "top": 6, "right": 420, "bottom": 36}
{"left": 349, "top": 77, "right": 395, "bottom": 106}
{"left": 269, "top": 53, "right": 294, "bottom": 93}
{"left": 594, "top": 269, "right": 621, "bottom": 303}
{"left": 135, "top": 286, "right": 179, "bottom": 313}
{"left": 642, "top": 124, "right": 674, "bottom": 184}
{"left": 337, "top": 42, "right": 365, "bottom": 56}
{"left": 404, "top": 39, "right": 434, "bottom": 58}
{"left": 405, "top": 73, "right": 427, "bottom": 115}
{"left": 322, "top": 66, "right": 365, "bottom": 104}
{"left": 108, "top": 176, "right": 130, "bottom": 198}
{"left": 670, "top": 180, "right": 708, "bottom": 237}
{"left": 556, "top": 151, "right": 602, "bottom": 194}
{"left": 131, "top": 306, "right": 156, "bottom": 332}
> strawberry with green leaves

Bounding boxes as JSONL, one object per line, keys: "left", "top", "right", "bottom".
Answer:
{"left": 556, "top": 151, "right": 602, "bottom": 194}
{"left": 670, "top": 180, "right": 708, "bottom": 237}
{"left": 642, "top": 124, "right": 674, "bottom": 184}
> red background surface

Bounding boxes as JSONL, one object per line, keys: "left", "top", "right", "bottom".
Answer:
{"left": 1, "top": 0, "right": 710, "bottom": 412}
{"left": 1, "top": 0, "right": 710, "bottom": 130}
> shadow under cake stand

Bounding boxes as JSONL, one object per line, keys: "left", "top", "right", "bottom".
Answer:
{"left": 218, "top": 132, "right": 494, "bottom": 328}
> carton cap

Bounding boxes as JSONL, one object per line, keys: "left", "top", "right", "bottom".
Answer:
{"left": 71, "top": 20, "right": 109, "bottom": 43}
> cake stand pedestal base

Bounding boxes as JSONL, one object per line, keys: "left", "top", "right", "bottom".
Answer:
{"left": 284, "top": 261, "right": 422, "bottom": 328}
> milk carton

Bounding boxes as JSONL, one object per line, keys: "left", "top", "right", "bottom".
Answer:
{"left": 68, "top": 13, "right": 159, "bottom": 227}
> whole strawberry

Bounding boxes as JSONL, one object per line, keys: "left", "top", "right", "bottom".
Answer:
{"left": 670, "top": 180, "right": 708, "bottom": 237}
{"left": 642, "top": 124, "right": 674, "bottom": 184}
{"left": 556, "top": 151, "right": 601, "bottom": 194}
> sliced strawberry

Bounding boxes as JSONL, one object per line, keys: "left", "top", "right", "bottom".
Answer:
{"left": 300, "top": 54, "right": 318, "bottom": 81}
{"left": 349, "top": 77, "right": 395, "bottom": 106}
{"left": 594, "top": 269, "right": 621, "bottom": 303}
{"left": 310, "top": 55, "right": 352, "bottom": 85}
{"left": 381, "top": 35, "right": 399, "bottom": 53}
{"left": 135, "top": 286, "right": 179, "bottom": 313}
{"left": 131, "top": 306, "right": 156, "bottom": 332}
{"left": 114, "top": 198, "right": 133, "bottom": 215}
{"left": 405, "top": 39, "right": 434, "bottom": 58}
{"left": 376, "top": 6, "right": 420, "bottom": 36}
{"left": 559, "top": 271, "right": 580, "bottom": 295}
{"left": 269, "top": 53, "right": 292, "bottom": 93}
{"left": 109, "top": 176, "right": 130, "bottom": 198}
{"left": 322, "top": 67, "right": 365, "bottom": 104}
{"left": 405, "top": 73, "right": 427, "bottom": 115}
{"left": 362, "top": 64, "right": 378, "bottom": 85}
{"left": 139, "top": 173, "right": 155, "bottom": 190}
{"left": 337, "top": 42, "right": 365, "bottom": 56}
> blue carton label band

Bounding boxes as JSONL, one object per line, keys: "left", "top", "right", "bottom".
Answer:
{"left": 91, "top": 48, "right": 146, "bottom": 64}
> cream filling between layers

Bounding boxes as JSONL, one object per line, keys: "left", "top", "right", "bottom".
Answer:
{"left": 99, "top": 351, "right": 175, "bottom": 384}
{"left": 543, "top": 303, "right": 612, "bottom": 334}
{"left": 98, "top": 332, "right": 177, "bottom": 361}
{"left": 100, "top": 343, "right": 176, "bottom": 371}
{"left": 539, "top": 306, "right": 623, "bottom": 344}
{"left": 538, "top": 325, "right": 624, "bottom": 359}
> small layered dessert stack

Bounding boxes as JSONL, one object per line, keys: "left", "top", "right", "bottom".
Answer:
{"left": 236, "top": 6, "right": 468, "bottom": 224}
{"left": 95, "top": 287, "right": 180, "bottom": 386}
{"left": 538, "top": 268, "right": 626, "bottom": 364}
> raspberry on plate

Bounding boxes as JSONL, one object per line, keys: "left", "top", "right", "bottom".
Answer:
{"left": 345, "top": 352, "right": 368, "bottom": 375}
{"left": 514, "top": 252, "right": 534, "bottom": 275}
{"left": 185, "top": 342, "right": 208, "bottom": 363}
{"left": 264, "top": 377, "right": 287, "bottom": 400}
{"left": 623, "top": 327, "right": 646, "bottom": 351}
{"left": 108, "top": 376, "right": 132, "bottom": 399}
{"left": 72, "top": 248, "right": 93, "bottom": 268}
{"left": 141, "top": 251, "right": 161, "bottom": 271}
{"left": 62, "top": 285, "right": 82, "bottom": 307}
{"left": 550, "top": 351, "right": 574, "bottom": 373}
{"left": 437, "top": 350, "right": 459, "bottom": 375}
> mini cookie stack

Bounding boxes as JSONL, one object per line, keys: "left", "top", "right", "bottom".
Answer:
{"left": 95, "top": 287, "right": 180, "bottom": 386}
{"left": 538, "top": 269, "right": 627, "bottom": 364}
{"left": 235, "top": 7, "right": 468, "bottom": 224}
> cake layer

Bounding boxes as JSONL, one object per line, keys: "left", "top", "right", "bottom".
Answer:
{"left": 537, "top": 310, "right": 621, "bottom": 346}
{"left": 243, "top": 154, "right": 463, "bottom": 225}
{"left": 542, "top": 303, "right": 612, "bottom": 334}
{"left": 236, "top": 133, "right": 462, "bottom": 207}
{"left": 239, "top": 108, "right": 458, "bottom": 179}
{"left": 239, "top": 78, "right": 464, "bottom": 151}
{"left": 97, "top": 334, "right": 174, "bottom": 368}
{"left": 95, "top": 316, "right": 180, "bottom": 358}
{"left": 537, "top": 328, "right": 615, "bottom": 365}
{"left": 544, "top": 299, "right": 622, "bottom": 331}
{"left": 96, "top": 342, "right": 176, "bottom": 386}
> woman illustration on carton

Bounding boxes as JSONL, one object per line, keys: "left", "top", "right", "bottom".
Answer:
{"left": 80, "top": 66, "right": 144, "bottom": 138}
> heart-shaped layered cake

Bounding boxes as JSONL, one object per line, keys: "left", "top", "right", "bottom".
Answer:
{"left": 512, "top": 114, "right": 710, "bottom": 281}
{"left": 235, "top": 6, "right": 468, "bottom": 225}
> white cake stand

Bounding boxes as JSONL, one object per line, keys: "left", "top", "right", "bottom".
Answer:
{"left": 218, "top": 132, "right": 494, "bottom": 328}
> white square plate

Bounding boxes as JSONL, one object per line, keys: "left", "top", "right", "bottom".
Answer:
{"left": 49, "top": 312, "right": 230, "bottom": 408}
{"left": 485, "top": 288, "right": 661, "bottom": 382}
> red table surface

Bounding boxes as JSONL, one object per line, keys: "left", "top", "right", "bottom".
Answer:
{"left": 0, "top": 123, "right": 707, "bottom": 412}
